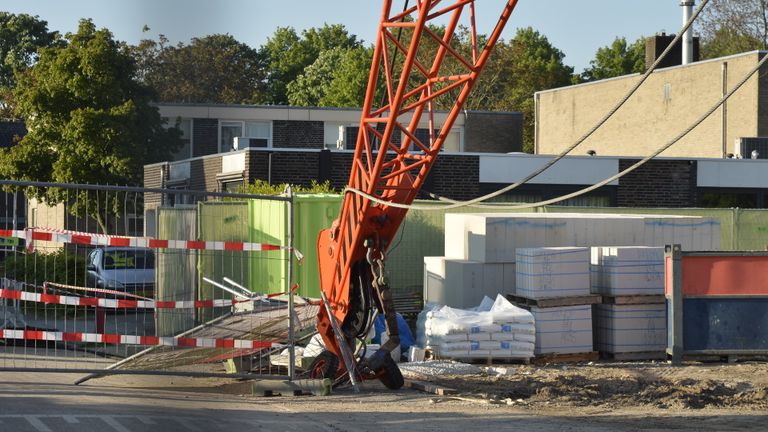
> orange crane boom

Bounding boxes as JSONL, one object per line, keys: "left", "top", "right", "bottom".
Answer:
{"left": 315, "top": 0, "right": 519, "bottom": 388}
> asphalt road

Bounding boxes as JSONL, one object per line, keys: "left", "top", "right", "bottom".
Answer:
{"left": 0, "top": 372, "right": 764, "bottom": 432}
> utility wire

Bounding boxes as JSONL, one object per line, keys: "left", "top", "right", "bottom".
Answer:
{"left": 346, "top": 0, "right": 711, "bottom": 210}
{"left": 350, "top": 49, "right": 768, "bottom": 211}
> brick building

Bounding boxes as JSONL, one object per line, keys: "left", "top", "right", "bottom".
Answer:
{"left": 535, "top": 51, "right": 768, "bottom": 159}
{"left": 145, "top": 148, "right": 768, "bottom": 212}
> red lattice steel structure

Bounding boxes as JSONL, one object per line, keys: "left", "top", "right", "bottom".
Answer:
{"left": 317, "top": 0, "right": 519, "bottom": 359}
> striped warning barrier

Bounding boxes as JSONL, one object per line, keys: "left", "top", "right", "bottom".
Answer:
{"left": 0, "top": 329, "right": 283, "bottom": 349}
{"left": 0, "top": 288, "right": 250, "bottom": 310}
{"left": 0, "top": 227, "right": 285, "bottom": 252}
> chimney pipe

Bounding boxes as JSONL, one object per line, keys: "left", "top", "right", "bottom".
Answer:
{"left": 681, "top": 0, "right": 695, "bottom": 65}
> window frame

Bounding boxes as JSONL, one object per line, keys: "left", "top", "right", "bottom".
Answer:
{"left": 218, "top": 120, "right": 272, "bottom": 153}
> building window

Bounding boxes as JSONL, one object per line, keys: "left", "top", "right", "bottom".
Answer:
{"left": 220, "top": 121, "right": 271, "bottom": 153}
{"left": 324, "top": 122, "right": 348, "bottom": 149}
{"left": 163, "top": 118, "right": 193, "bottom": 161}
{"left": 216, "top": 171, "right": 245, "bottom": 193}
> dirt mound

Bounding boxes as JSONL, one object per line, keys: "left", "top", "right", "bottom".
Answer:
{"left": 425, "top": 362, "right": 768, "bottom": 410}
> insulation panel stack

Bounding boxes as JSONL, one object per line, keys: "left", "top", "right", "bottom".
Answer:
{"left": 530, "top": 305, "right": 594, "bottom": 355}
{"left": 515, "top": 247, "right": 591, "bottom": 299}
{"left": 591, "top": 246, "right": 667, "bottom": 358}
{"left": 590, "top": 247, "right": 665, "bottom": 296}
{"left": 594, "top": 303, "right": 666, "bottom": 355}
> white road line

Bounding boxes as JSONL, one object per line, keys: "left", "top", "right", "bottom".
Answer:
{"left": 63, "top": 415, "right": 80, "bottom": 424}
{"left": 24, "top": 416, "right": 53, "bottom": 432}
{"left": 100, "top": 416, "right": 131, "bottom": 432}
{"left": 175, "top": 418, "right": 203, "bottom": 432}
{"left": 137, "top": 416, "right": 157, "bottom": 425}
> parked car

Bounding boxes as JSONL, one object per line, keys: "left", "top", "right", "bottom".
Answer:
{"left": 86, "top": 247, "right": 155, "bottom": 299}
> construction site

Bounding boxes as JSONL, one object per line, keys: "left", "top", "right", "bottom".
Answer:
{"left": 1, "top": 0, "right": 768, "bottom": 431}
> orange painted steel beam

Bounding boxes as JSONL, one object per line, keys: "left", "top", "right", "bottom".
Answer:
{"left": 317, "top": 0, "right": 519, "bottom": 358}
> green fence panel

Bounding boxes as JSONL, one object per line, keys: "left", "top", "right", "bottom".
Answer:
{"left": 197, "top": 202, "right": 250, "bottom": 322}
{"left": 291, "top": 194, "right": 342, "bottom": 298}
{"left": 155, "top": 207, "right": 197, "bottom": 336}
{"left": 734, "top": 209, "right": 768, "bottom": 251}
{"left": 247, "top": 198, "right": 288, "bottom": 296}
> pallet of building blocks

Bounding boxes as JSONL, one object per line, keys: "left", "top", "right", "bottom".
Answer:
{"left": 515, "top": 247, "right": 591, "bottom": 300}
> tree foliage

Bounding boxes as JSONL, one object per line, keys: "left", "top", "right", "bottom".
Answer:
{"left": 580, "top": 37, "right": 645, "bottom": 82}
{"left": 236, "top": 179, "right": 336, "bottom": 196}
{"left": 696, "top": 0, "right": 768, "bottom": 58}
{"left": 0, "top": 12, "right": 62, "bottom": 116}
{"left": 460, "top": 27, "right": 573, "bottom": 153}
{"left": 287, "top": 46, "right": 371, "bottom": 107}
{"left": 261, "top": 24, "right": 361, "bottom": 104}
{"left": 0, "top": 12, "right": 61, "bottom": 88}
{"left": 2, "top": 20, "right": 180, "bottom": 230}
{"left": 138, "top": 33, "right": 267, "bottom": 104}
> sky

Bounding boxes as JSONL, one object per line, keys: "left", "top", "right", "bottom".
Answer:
{"left": 2, "top": 0, "right": 687, "bottom": 73}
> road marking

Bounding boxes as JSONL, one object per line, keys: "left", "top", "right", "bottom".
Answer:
{"left": 176, "top": 418, "right": 203, "bottom": 431}
{"left": 63, "top": 415, "right": 80, "bottom": 424}
{"left": 25, "top": 416, "right": 53, "bottom": 432}
{"left": 100, "top": 416, "right": 131, "bottom": 432}
{"left": 137, "top": 416, "right": 157, "bottom": 424}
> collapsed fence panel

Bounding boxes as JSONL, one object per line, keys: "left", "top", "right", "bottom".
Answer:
{"left": 0, "top": 181, "right": 314, "bottom": 381}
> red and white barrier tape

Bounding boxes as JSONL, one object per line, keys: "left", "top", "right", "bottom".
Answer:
{"left": 0, "top": 227, "right": 286, "bottom": 252}
{"left": 0, "top": 288, "right": 250, "bottom": 310}
{"left": 0, "top": 329, "right": 283, "bottom": 349}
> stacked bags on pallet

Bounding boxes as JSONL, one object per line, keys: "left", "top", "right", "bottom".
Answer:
{"left": 416, "top": 294, "right": 535, "bottom": 361}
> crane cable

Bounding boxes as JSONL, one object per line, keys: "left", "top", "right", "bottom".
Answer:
{"left": 346, "top": 0, "right": 711, "bottom": 210}
{"left": 350, "top": 49, "right": 768, "bottom": 211}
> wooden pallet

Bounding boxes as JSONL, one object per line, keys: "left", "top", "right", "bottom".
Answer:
{"left": 425, "top": 349, "right": 531, "bottom": 365}
{"left": 601, "top": 295, "right": 665, "bottom": 305}
{"left": 507, "top": 294, "right": 602, "bottom": 308}
{"left": 600, "top": 351, "right": 667, "bottom": 361}
{"left": 533, "top": 351, "right": 599, "bottom": 365}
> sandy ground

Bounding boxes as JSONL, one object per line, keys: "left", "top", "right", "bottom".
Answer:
{"left": 402, "top": 359, "right": 768, "bottom": 411}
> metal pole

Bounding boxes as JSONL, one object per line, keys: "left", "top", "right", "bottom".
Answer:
{"left": 666, "top": 244, "right": 684, "bottom": 365}
{"left": 286, "top": 187, "right": 295, "bottom": 380}
{"left": 721, "top": 62, "right": 728, "bottom": 158}
{"left": 681, "top": 1, "right": 695, "bottom": 65}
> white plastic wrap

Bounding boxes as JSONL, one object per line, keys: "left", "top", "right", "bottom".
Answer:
{"left": 416, "top": 294, "right": 535, "bottom": 361}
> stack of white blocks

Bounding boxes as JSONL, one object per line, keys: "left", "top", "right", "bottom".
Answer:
{"left": 515, "top": 247, "right": 591, "bottom": 299}
{"left": 515, "top": 247, "right": 594, "bottom": 355}
{"left": 591, "top": 246, "right": 667, "bottom": 355}
{"left": 423, "top": 213, "right": 720, "bottom": 354}
{"left": 530, "top": 305, "right": 594, "bottom": 355}
{"left": 594, "top": 304, "right": 666, "bottom": 354}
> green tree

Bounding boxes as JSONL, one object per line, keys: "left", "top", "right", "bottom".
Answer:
{"left": 139, "top": 34, "right": 266, "bottom": 104}
{"left": 696, "top": 0, "right": 768, "bottom": 58}
{"left": 287, "top": 45, "right": 371, "bottom": 107}
{"left": 472, "top": 27, "right": 573, "bottom": 153}
{"left": 2, "top": 20, "right": 180, "bottom": 231}
{"left": 581, "top": 37, "right": 645, "bottom": 82}
{"left": 701, "top": 26, "right": 763, "bottom": 59}
{"left": 261, "top": 24, "right": 361, "bottom": 104}
{"left": 0, "top": 12, "right": 61, "bottom": 116}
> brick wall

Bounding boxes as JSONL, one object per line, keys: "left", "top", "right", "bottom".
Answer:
{"left": 192, "top": 118, "right": 218, "bottom": 157}
{"left": 0, "top": 121, "right": 26, "bottom": 148}
{"left": 246, "top": 151, "right": 321, "bottom": 187}
{"left": 425, "top": 154, "right": 481, "bottom": 200}
{"left": 273, "top": 120, "right": 324, "bottom": 149}
{"left": 617, "top": 159, "right": 697, "bottom": 207}
{"left": 464, "top": 112, "right": 522, "bottom": 153}
{"left": 188, "top": 157, "right": 223, "bottom": 192}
